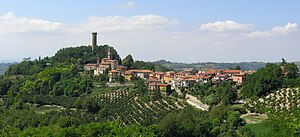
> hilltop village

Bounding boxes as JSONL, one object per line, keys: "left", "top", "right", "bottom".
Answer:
{"left": 83, "top": 33, "right": 254, "bottom": 95}
{"left": 1, "top": 32, "right": 299, "bottom": 136}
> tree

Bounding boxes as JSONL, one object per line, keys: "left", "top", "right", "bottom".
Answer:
{"left": 122, "top": 54, "right": 134, "bottom": 69}
{"left": 235, "top": 65, "right": 241, "bottom": 70}
{"left": 242, "top": 63, "right": 283, "bottom": 98}
{"left": 216, "top": 82, "right": 237, "bottom": 105}
{"left": 284, "top": 63, "right": 298, "bottom": 78}
{"left": 0, "top": 78, "right": 11, "bottom": 95}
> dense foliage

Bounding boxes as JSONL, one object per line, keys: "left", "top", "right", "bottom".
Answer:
{"left": 191, "top": 81, "right": 237, "bottom": 106}
{"left": 242, "top": 61, "right": 299, "bottom": 99}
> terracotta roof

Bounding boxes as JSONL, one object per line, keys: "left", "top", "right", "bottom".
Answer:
{"left": 124, "top": 71, "right": 133, "bottom": 75}
{"left": 131, "top": 70, "right": 153, "bottom": 73}
{"left": 85, "top": 64, "right": 98, "bottom": 66}
{"left": 109, "top": 70, "right": 118, "bottom": 73}
{"left": 106, "top": 60, "right": 116, "bottom": 62}
{"left": 206, "top": 69, "right": 216, "bottom": 75}
{"left": 148, "top": 78, "right": 161, "bottom": 82}
{"left": 100, "top": 62, "right": 111, "bottom": 65}
{"left": 223, "top": 70, "right": 242, "bottom": 73}
{"left": 186, "top": 78, "right": 196, "bottom": 81}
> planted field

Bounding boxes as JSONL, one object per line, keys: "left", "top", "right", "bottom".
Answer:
{"left": 245, "top": 88, "right": 300, "bottom": 112}
{"left": 92, "top": 89, "right": 186, "bottom": 126}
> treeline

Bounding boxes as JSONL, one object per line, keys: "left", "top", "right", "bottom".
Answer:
{"left": 0, "top": 106, "right": 254, "bottom": 137}
{"left": 122, "top": 54, "right": 172, "bottom": 72}
{"left": 242, "top": 60, "right": 299, "bottom": 99}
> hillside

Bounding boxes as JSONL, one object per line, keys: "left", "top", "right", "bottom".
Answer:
{"left": 0, "top": 45, "right": 299, "bottom": 136}
{"left": 0, "top": 45, "right": 257, "bottom": 136}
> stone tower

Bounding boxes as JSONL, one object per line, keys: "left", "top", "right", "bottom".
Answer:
{"left": 92, "top": 32, "right": 97, "bottom": 51}
{"left": 108, "top": 47, "right": 112, "bottom": 60}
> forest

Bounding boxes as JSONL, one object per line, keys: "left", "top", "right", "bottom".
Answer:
{"left": 0, "top": 45, "right": 299, "bottom": 136}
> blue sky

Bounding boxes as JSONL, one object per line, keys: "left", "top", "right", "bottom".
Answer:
{"left": 0, "top": 0, "right": 299, "bottom": 63}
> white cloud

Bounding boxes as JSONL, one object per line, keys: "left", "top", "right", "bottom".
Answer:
{"left": 247, "top": 23, "right": 298, "bottom": 38}
{"left": 0, "top": 12, "right": 62, "bottom": 34}
{"left": 119, "top": 1, "right": 135, "bottom": 10}
{"left": 199, "top": 20, "right": 254, "bottom": 32}
{"left": 69, "top": 15, "right": 178, "bottom": 33}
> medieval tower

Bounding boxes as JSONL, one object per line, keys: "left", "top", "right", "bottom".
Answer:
{"left": 108, "top": 47, "right": 112, "bottom": 60}
{"left": 92, "top": 32, "right": 97, "bottom": 51}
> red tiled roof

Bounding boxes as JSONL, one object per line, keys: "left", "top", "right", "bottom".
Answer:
{"left": 124, "top": 71, "right": 133, "bottom": 75}
{"left": 223, "top": 70, "right": 242, "bottom": 73}
{"left": 109, "top": 70, "right": 118, "bottom": 73}
{"left": 85, "top": 64, "right": 98, "bottom": 66}
{"left": 206, "top": 68, "right": 216, "bottom": 75}
{"left": 100, "top": 62, "right": 111, "bottom": 65}
{"left": 131, "top": 70, "right": 153, "bottom": 73}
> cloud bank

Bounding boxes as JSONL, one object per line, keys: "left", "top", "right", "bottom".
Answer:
{"left": 0, "top": 12, "right": 61, "bottom": 34}
{"left": 247, "top": 23, "right": 298, "bottom": 38}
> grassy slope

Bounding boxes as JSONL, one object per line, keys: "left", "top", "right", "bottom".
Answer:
{"left": 245, "top": 123, "right": 271, "bottom": 136}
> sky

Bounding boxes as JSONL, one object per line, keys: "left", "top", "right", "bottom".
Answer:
{"left": 0, "top": 0, "right": 299, "bottom": 63}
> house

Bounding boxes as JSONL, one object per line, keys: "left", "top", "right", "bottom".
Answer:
{"left": 148, "top": 77, "right": 161, "bottom": 83}
{"left": 232, "top": 74, "right": 246, "bottom": 84}
{"left": 162, "top": 75, "right": 174, "bottom": 84}
{"left": 175, "top": 72, "right": 185, "bottom": 78}
{"left": 124, "top": 70, "right": 133, "bottom": 81}
{"left": 108, "top": 70, "right": 120, "bottom": 82}
{"left": 116, "top": 66, "right": 126, "bottom": 74}
{"left": 206, "top": 68, "right": 217, "bottom": 76}
{"left": 165, "top": 71, "right": 175, "bottom": 77}
{"left": 175, "top": 76, "right": 196, "bottom": 87}
{"left": 150, "top": 72, "right": 165, "bottom": 80}
{"left": 222, "top": 70, "right": 243, "bottom": 77}
{"left": 148, "top": 84, "right": 172, "bottom": 95}
{"left": 132, "top": 70, "right": 153, "bottom": 80}
{"left": 84, "top": 64, "right": 98, "bottom": 71}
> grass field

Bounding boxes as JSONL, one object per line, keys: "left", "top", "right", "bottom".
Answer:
{"left": 245, "top": 123, "right": 271, "bottom": 136}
